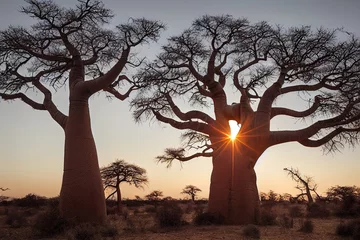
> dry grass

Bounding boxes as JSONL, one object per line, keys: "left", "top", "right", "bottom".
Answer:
{"left": 0, "top": 203, "right": 355, "bottom": 239}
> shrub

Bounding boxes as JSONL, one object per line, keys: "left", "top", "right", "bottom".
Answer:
{"left": 100, "top": 224, "right": 118, "bottom": 238}
{"left": 15, "top": 193, "right": 46, "bottom": 208}
{"left": 259, "top": 208, "right": 277, "bottom": 226}
{"left": 298, "top": 219, "right": 314, "bottom": 233}
{"left": 68, "top": 223, "right": 100, "bottom": 240}
{"left": 193, "top": 212, "right": 224, "bottom": 225}
{"left": 156, "top": 202, "right": 183, "bottom": 228}
{"left": 106, "top": 206, "right": 117, "bottom": 215}
{"left": 278, "top": 214, "right": 293, "bottom": 228}
{"left": 5, "top": 209, "right": 27, "bottom": 228}
{"left": 336, "top": 220, "right": 360, "bottom": 239}
{"left": 32, "top": 206, "right": 68, "bottom": 237}
{"left": 306, "top": 203, "right": 330, "bottom": 218}
{"left": 289, "top": 205, "right": 304, "bottom": 218}
{"left": 145, "top": 206, "right": 157, "bottom": 213}
{"left": 242, "top": 224, "right": 260, "bottom": 239}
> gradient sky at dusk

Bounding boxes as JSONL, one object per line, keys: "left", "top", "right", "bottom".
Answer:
{"left": 0, "top": 0, "right": 360, "bottom": 200}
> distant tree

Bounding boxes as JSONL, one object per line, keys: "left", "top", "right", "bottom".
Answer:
{"left": 132, "top": 14, "right": 360, "bottom": 224}
{"left": 282, "top": 193, "right": 293, "bottom": 202}
{"left": 0, "top": 0, "right": 164, "bottom": 223}
{"left": 260, "top": 190, "right": 279, "bottom": 202}
{"left": 284, "top": 167, "right": 321, "bottom": 205}
{"left": 181, "top": 185, "right": 202, "bottom": 201}
{"left": 163, "top": 196, "right": 175, "bottom": 201}
{"left": 134, "top": 195, "right": 142, "bottom": 201}
{"left": 101, "top": 159, "right": 148, "bottom": 214}
{"left": 145, "top": 190, "right": 163, "bottom": 201}
{"left": 327, "top": 185, "right": 359, "bottom": 213}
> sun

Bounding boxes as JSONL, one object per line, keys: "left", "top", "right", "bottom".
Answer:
{"left": 229, "top": 120, "right": 240, "bottom": 140}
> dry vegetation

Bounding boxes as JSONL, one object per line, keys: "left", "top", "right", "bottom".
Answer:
{"left": 0, "top": 195, "right": 360, "bottom": 240}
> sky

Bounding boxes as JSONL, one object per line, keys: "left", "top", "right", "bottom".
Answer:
{"left": 0, "top": 0, "right": 360, "bottom": 200}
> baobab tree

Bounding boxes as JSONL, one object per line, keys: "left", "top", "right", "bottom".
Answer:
{"left": 0, "top": 0, "right": 164, "bottom": 223}
{"left": 101, "top": 159, "right": 148, "bottom": 214}
{"left": 284, "top": 167, "right": 320, "bottom": 204}
{"left": 181, "top": 185, "right": 202, "bottom": 201}
{"left": 132, "top": 15, "right": 360, "bottom": 224}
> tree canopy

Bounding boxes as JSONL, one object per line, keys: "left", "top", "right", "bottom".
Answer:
{"left": 0, "top": 0, "right": 165, "bottom": 126}
{"left": 131, "top": 15, "right": 360, "bottom": 166}
{"left": 181, "top": 185, "right": 202, "bottom": 201}
{"left": 101, "top": 159, "right": 148, "bottom": 199}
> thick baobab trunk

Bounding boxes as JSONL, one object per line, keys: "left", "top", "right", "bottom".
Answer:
{"left": 208, "top": 141, "right": 260, "bottom": 225}
{"left": 116, "top": 186, "right": 123, "bottom": 215}
{"left": 60, "top": 100, "right": 106, "bottom": 223}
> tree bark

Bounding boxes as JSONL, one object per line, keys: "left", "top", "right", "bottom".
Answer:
{"left": 208, "top": 140, "right": 260, "bottom": 225}
{"left": 59, "top": 99, "right": 106, "bottom": 223}
{"left": 116, "top": 186, "right": 122, "bottom": 215}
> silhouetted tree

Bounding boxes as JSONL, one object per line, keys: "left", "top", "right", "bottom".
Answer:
{"left": 284, "top": 167, "right": 321, "bottom": 205}
{"left": 101, "top": 159, "right": 148, "bottom": 214}
{"left": 0, "top": 0, "right": 164, "bottom": 223}
{"left": 327, "top": 185, "right": 359, "bottom": 213}
{"left": 132, "top": 14, "right": 360, "bottom": 224}
{"left": 134, "top": 195, "right": 142, "bottom": 201}
{"left": 181, "top": 185, "right": 202, "bottom": 201}
{"left": 145, "top": 190, "right": 163, "bottom": 201}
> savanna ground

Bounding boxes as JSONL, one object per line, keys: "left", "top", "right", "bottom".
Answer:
{"left": 1, "top": 196, "right": 359, "bottom": 240}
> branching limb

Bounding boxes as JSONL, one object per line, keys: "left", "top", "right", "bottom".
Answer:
{"left": 153, "top": 110, "right": 211, "bottom": 134}
{"left": 164, "top": 93, "right": 215, "bottom": 124}
{"left": 32, "top": 81, "right": 68, "bottom": 129}
{"left": 270, "top": 96, "right": 321, "bottom": 119}
{"left": 0, "top": 92, "right": 45, "bottom": 110}
{"left": 156, "top": 147, "right": 212, "bottom": 168}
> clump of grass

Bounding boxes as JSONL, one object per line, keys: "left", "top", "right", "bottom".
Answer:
{"left": 32, "top": 206, "right": 68, "bottom": 237}
{"left": 156, "top": 202, "right": 183, "bottom": 228}
{"left": 67, "top": 223, "right": 100, "bottom": 240}
{"left": 100, "top": 224, "right": 118, "bottom": 238}
{"left": 278, "top": 214, "right": 293, "bottom": 228}
{"left": 242, "top": 224, "right": 260, "bottom": 239}
{"left": 5, "top": 209, "right": 27, "bottom": 228}
{"left": 193, "top": 212, "right": 224, "bottom": 225}
{"left": 289, "top": 205, "right": 304, "bottom": 218}
{"left": 306, "top": 203, "right": 330, "bottom": 218}
{"left": 144, "top": 206, "right": 157, "bottom": 213}
{"left": 336, "top": 220, "right": 360, "bottom": 239}
{"left": 298, "top": 219, "right": 314, "bottom": 233}
{"left": 259, "top": 208, "right": 277, "bottom": 226}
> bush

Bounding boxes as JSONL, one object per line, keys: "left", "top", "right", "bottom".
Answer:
{"left": 156, "top": 202, "right": 183, "bottom": 228}
{"left": 144, "top": 206, "right": 157, "bottom": 213}
{"left": 289, "top": 205, "right": 304, "bottom": 218}
{"left": 68, "top": 223, "right": 100, "bottom": 240}
{"left": 278, "top": 214, "right": 293, "bottom": 228}
{"left": 306, "top": 203, "right": 330, "bottom": 218}
{"left": 15, "top": 193, "right": 46, "bottom": 208}
{"left": 259, "top": 208, "right": 277, "bottom": 226}
{"left": 193, "top": 212, "right": 224, "bottom": 225}
{"left": 336, "top": 220, "right": 360, "bottom": 239}
{"left": 5, "top": 209, "right": 27, "bottom": 228}
{"left": 242, "top": 224, "right": 260, "bottom": 239}
{"left": 32, "top": 206, "right": 68, "bottom": 237}
{"left": 100, "top": 224, "right": 118, "bottom": 238}
{"left": 298, "top": 219, "right": 314, "bottom": 233}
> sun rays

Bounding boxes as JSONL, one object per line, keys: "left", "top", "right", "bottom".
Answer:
{"left": 229, "top": 120, "right": 240, "bottom": 140}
